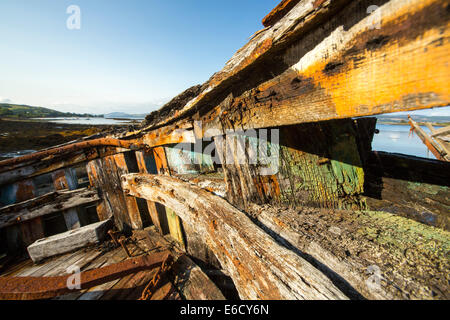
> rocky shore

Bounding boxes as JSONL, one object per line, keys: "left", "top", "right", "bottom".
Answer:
{"left": 0, "top": 118, "right": 123, "bottom": 160}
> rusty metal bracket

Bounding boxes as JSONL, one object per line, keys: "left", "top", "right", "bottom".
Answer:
{"left": 0, "top": 251, "right": 171, "bottom": 300}
{"left": 108, "top": 230, "right": 120, "bottom": 246}
{"left": 108, "top": 230, "right": 132, "bottom": 258}
{"left": 118, "top": 236, "right": 132, "bottom": 258}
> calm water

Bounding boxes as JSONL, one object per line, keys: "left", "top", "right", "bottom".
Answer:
{"left": 33, "top": 117, "right": 142, "bottom": 125}
{"left": 372, "top": 124, "right": 436, "bottom": 159}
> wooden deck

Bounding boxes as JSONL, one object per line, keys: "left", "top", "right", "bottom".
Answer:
{"left": 0, "top": 227, "right": 182, "bottom": 300}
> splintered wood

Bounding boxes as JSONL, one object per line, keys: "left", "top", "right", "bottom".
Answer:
{"left": 122, "top": 173, "right": 348, "bottom": 300}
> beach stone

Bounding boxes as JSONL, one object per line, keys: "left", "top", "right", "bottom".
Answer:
{"left": 27, "top": 220, "right": 112, "bottom": 263}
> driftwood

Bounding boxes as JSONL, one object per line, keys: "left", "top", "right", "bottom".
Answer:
{"left": 0, "top": 188, "right": 100, "bottom": 228}
{"left": 122, "top": 173, "right": 348, "bottom": 300}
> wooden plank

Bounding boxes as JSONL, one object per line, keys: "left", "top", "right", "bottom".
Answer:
{"left": 73, "top": 249, "right": 130, "bottom": 300}
{"left": 19, "top": 218, "right": 45, "bottom": 247}
{"left": 136, "top": 151, "right": 163, "bottom": 232}
{"left": 86, "top": 156, "right": 132, "bottom": 231}
{"left": 131, "top": 0, "right": 351, "bottom": 134}
{"left": 122, "top": 174, "right": 348, "bottom": 300}
{"left": 248, "top": 203, "right": 450, "bottom": 300}
{"left": 172, "top": 255, "right": 225, "bottom": 300}
{"left": 99, "top": 269, "right": 157, "bottom": 300}
{"left": 262, "top": 0, "right": 301, "bottom": 27}
{"left": 154, "top": 147, "right": 185, "bottom": 242}
{"left": 153, "top": 147, "right": 170, "bottom": 175}
{"left": 0, "top": 149, "right": 99, "bottom": 188}
{"left": 52, "top": 169, "right": 82, "bottom": 230}
{"left": 166, "top": 208, "right": 185, "bottom": 246}
{"left": 197, "top": 0, "right": 450, "bottom": 134}
{"left": 15, "top": 251, "right": 82, "bottom": 277}
{"left": 124, "top": 0, "right": 449, "bottom": 148}
{"left": 0, "top": 188, "right": 100, "bottom": 229}
{"left": 63, "top": 209, "right": 81, "bottom": 231}
{"left": 44, "top": 249, "right": 103, "bottom": 277}
{"left": 431, "top": 126, "right": 450, "bottom": 137}
{"left": 0, "top": 259, "right": 33, "bottom": 277}
{"left": 409, "top": 117, "right": 449, "bottom": 161}
{"left": 114, "top": 153, "right": 143, "bottom": 230}
{"left": 214, "top": 120, "right": 368, "bottom": 211}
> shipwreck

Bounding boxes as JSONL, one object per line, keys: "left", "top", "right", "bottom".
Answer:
{"left": 0, "top": 0, "right": 449, "bottom": 300}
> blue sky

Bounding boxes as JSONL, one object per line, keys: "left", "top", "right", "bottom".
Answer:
{"left": 0, "top": 1, "right": 448, "bottom": 117}
{"left": 0, "top": 0, "right": 279, "bottom": 114}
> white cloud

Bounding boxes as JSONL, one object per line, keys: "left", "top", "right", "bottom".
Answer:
{"left": 0, "top": 97, "right": 12, "bottom": 104}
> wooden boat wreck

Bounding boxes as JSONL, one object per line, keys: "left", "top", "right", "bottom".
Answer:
{"left": 408, "top": 116, "right": 450, "bottom": 162}
{"left": 0, "top": 0, "right": 449, "bottom": 300}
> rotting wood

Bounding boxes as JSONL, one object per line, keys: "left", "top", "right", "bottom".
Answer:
{"left": 171, "top": 255, "right": 226, "bottom": 300}
{"left": 153, "top": 147, "right": 185, "bottom": 245}
{"left": 364, "top": 151, "right": 450, "bottom": 231}
{"left": 430, "top": 125, "right": 450, "bottom": 138}
{"left": 408, "top": 116, "right": 449, "bottom": 161}
{"left": 0, "top": 251, "right": 171, "bottom": 300}
{"left": 126, "top": 0, "right": 449, "bottom": 142}
{"left": 0, "top": 149, "right": 99, "bottom": 188}
{"left": 131, "top": 0, "right": 352, "bottom": 134}
{"left": 215, "top": 119, "right": 368, "bottom": 211}
{"left": 113, "top": 153, "right": 143, "bottom": 230}
{"left": 0, "top": 188, "right": 100, "bottom": 229}
{"left": 248, "top": 203, "right": 450, "bottom": 300}
{"left": 197, "top": 0, "right": 450, "bottom": 135}
{"left": 52, "top": 169, "right": 81, "bottom": 231}
{"left": 122, "top": 173, "right": 348, "bottom": 300}
{"left": 86, "top": 156, "right": 134, "bottom": 231}
{"left": 136, "top": 151, "right": 164, "bottom": 233}
{"left": 0, "top": 138, "right": 148, "bottom": 170}
{"left": 262, "top": 0, "right": 302, "bottom": 27}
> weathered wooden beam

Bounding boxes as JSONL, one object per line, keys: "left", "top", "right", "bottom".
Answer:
{"left": 122, "top": 173, "right": 347, "bottom": 300}
{"left": 127, "top": 0, "right": 448, "bottom": 142}
{"left": 262, "top": 0, "right": 302, "bottom": 27}
{"left": 86, "top": 154, "right": 139, "bottom": 231}
{"left": 113, "top": 153, "right": 143, "bottom": 230}
{"left": 0, "top": 138, "right": 147, "bottom": 172}
{"left": 198, "top": 0, "right": 450, "bottom": 134}
{"left": 248, "top": 203, "right": 450, "bottom": 300}
{"left": 131, "top": 0, "right": 351, "bottom": 134}
{"left": 136, "top": 150, "right": 164, "bottom": 232}
{"left": 408, "top": 116, "right": 449, "bottom": 161}
{"left": 51, "top": 169, "right": 82, "bottom": 231}
{"left": 431, "top": 126, "right": 450, "bottom": 138}
{"left": 171, "top": 255, "right": 226, "bottom": 300}
{"left": 0, "top": 150, "right": 98, "bottom": 187}
{"left": 0, "top": 251, "right": 170, "bottom": 300}
{"left": 0, "top": 145, "right": 133, "bottom": 188}
{"left": 0, "top": 188, "right": 100, "bottom": 229}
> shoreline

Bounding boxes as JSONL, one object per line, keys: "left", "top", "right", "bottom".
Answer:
{"left": 0, "top": 118, "right": 127, "bottom": 160}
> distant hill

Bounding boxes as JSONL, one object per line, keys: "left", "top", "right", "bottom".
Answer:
{"left": 104, "top": 112, "right": 146, "bottom": 119}
{"left": 376, "top": 113, "right": 450, "bottom": 125}
{"left": 0, "top": 103, "right": 99, "bottom": 119}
